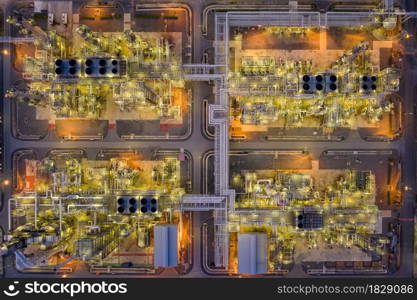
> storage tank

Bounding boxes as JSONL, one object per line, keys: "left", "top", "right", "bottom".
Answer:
{"left": 238, "top": 233, "right": 267, "bottom": 274}
{"left": 154, "top": 224, "right": 178, "bottom": 267}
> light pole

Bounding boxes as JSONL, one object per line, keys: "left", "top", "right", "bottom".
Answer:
{"left": 59, "top": 197, "right": 63, "bottom": 238}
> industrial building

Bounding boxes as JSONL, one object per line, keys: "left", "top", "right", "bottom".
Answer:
{"left": 237, "top": 233, "right": 267, "bottom": 275}
{"left": 154, "top": 224, "right": 178, "bottom": 268}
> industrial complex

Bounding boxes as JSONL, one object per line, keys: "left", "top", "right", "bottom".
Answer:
{"left": 0, "top": 0, "right": 416, "bottom": 279}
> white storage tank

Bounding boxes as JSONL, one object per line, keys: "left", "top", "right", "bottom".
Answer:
{"left": 154, "top": 224, "right": 178, "bottom": 267}
{"left": 238, "top": 233, "right": 267, "bottom": 274}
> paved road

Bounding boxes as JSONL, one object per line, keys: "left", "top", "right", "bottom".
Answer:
{"left": 1, "top": 0, "right": 416, "bottom": 277}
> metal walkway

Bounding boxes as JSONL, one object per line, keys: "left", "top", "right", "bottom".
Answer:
{"left": 0, "top": 37, "right": 35, "bottom": 43}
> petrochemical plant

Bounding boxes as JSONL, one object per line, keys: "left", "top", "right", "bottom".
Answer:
{"left": 0, "top": 0, "right": 415, "bottom": 279}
